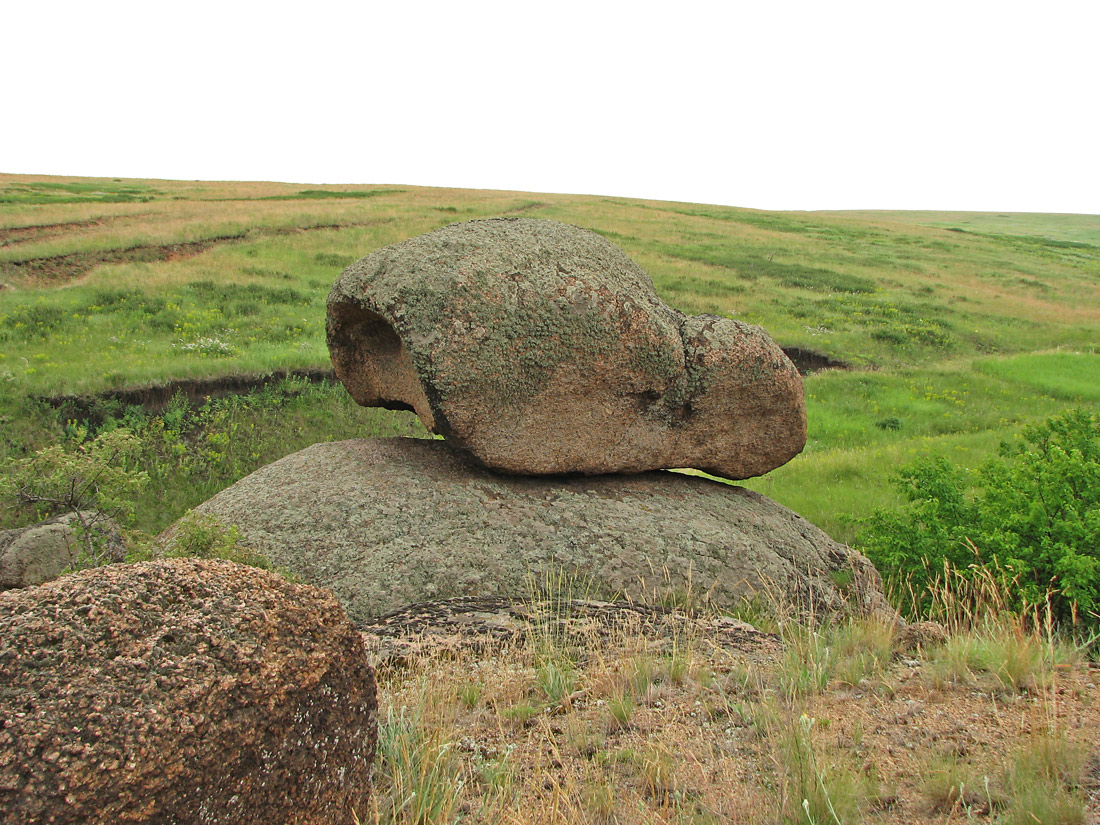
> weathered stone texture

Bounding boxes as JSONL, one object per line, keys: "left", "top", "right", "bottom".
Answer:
{"left": 0, "top": 558, "right": 377, "bottom": 825}
{"left": 165, "top": 438, "right": 890, "bottom": 624}
{"left": 327, "top": 218, "right": 806, "bottom": 480}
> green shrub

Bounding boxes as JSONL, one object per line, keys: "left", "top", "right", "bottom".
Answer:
{"left": 0, "top": 428, "right": 149, "bottom": 566}
{"left": 0, "top": 428, "right": 148, "bottom": 528}
{"left": 161, "top": 510, "right": 274, "bottom": 570}
{"left": 856, "top": 409, "right": 1100, "bottom": 627}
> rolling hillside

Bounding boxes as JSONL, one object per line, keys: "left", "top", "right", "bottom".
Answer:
{"left": 2, "top": 173, "right": 1098, "bottom": 540}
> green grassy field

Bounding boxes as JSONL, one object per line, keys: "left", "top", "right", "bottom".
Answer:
{"left": 2, "top": 173, "right": 1098, "bottom": 542}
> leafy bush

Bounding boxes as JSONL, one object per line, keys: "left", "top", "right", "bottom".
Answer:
{"left": 856, "top": 409, "right": 1100, "bottom": 627}
{"left": 0, "top": 428, "right": 149, "bottom": 565}
{"left": 160, "top": 510, "right": 274, "bottom": 570}
{"left": 0, "top": 428, "right": 148, "bottom": 525}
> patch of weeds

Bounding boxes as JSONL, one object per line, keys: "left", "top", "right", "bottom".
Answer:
{"left": 827, "top": 618, "right": 895, "bottom": 687}
{"left": 722, "top": 597, "right": 781, "bottom": 634}
{"left": 159, "top": 510, "right": 277, "bottom": 572}
{"left": 925, "top": 620, "right": 1061, "bottom": 693}
{"left": 173, "top": 335, "right": 236, "bottom": 357}
{"left": 582, "top": 776, "right": 618, "bottom": 823}
{"left": 564, "top": 716, "right": 604, "bottom": 759}
{"left": 458, "top": 681, "right": 483, "bottom": 709}
{"left": 827, "top": 568, "right": 854, "bottom": 590}
{"left": 524, "top": 565, "right": 603, "bottom": 659}
{"left": 638, "top": 745, "right": 679, "bottom": 801}
{"left": 260, "top": 188, "right": 403, "bottom": 201}
{"left": 661, "top": 273, "right": 747, "bottom": 298}
{"left": 536, "top": 655, "right": 578, "bottom": 706}
{"left": 1001, "top": 731, "right": 1086, "bottom": 825}
{"left": 770, "top": 711, "right": 878, "bottom": 825}
{"left": 875, "top": 416, "right": 903, "bottom": 430}
{"left": 657, "top": 244, "right": 877, "bottom": 293}
{"left": 240, "top": 265, "right": 294, "bottom": 279}
{"left": 472, "top": 746, "right": 517, "bottom": 805}
{"left": 373, "top": 706, "right": 465, "bottom": 825}
{"left": 926, "top": 633, "right": 985, "bottom": 689}
{"left": 921, "top": 753, "right": 998, "bottom": 815}
{"left": 500, "top": 701, "right": 541, "bottom": 727}
{"left": 313, "top": 252, "right": 356, "bottom": 269}
{"left": 771, "top": 262, "right": 877, "bottom": 294}
{"left": 789, "top": 292, "right": 953, "bottom": 350}
{"left": 778, "top": 627, "right": 831, "bottom": 698}
{"left": 0, "top": 180, "right": 161, "bottom": 204}
{"left": 606, "top": 689, "right": 636, "bottom": 730}
{"left": 0, "top": 303, "right": 68, "bottom": 341}
{"left": 83, "top": 289, "right": 168, "bottom": 317}
{"left": 183, "top": 280, "right": 307, "bottom": 307}
{"left": 662, "top": 644, "right": 691, "bottom": 686}
{"left": 628, "top": 653, "right": 659, "bottom": 696}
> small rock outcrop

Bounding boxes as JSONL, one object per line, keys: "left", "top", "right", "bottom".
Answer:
{"left": 0, "top": 558, "right": 378, "bottom": 825}
{"left": 0, "top": 511, "right": 124, "bottom": 591}
{"left": 163, "top": 438, "right": 891, "bottom": 624}
{"left": 893, "top": 620, "right": 949, "bottom": 654}
{"left": 327, "top": 218, "right": 806, "bottom": 480}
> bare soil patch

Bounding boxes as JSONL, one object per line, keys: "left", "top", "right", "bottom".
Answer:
{"left": 782, "top": 346, "right": 852, "bottom": 374}
{"left": 40, "top": 367, "right": 336, "bottom": 421}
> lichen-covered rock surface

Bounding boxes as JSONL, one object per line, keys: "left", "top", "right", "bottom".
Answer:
{"left": 327, "top": 218, "right": 806, "bottom": 480}
{"left": 0, "top": 511, "right": 124, "bottom": 591}
{"left": 166, "top": 438, "right": 890, "bottom": 624}
{"left": 0, "top": 558, "right": 377, "bottom": 825}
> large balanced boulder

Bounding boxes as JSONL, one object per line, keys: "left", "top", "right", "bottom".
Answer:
{"left": 163, "top": 438, "right": 890, "bottom": 624}
{"left": 0, "top": 511, "right": 124, "bottom": 591}
{"left": 327, "top": 218, "right": 806, "bottom": 480}
{"left": 0, "top": 558, "right": 377, "bottom": 825}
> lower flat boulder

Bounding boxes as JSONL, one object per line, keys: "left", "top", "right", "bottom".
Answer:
{"left": 163, "top": 438, "right": 890, "bottom": 624}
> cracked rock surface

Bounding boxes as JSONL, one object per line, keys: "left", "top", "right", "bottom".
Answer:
{"left": 327, "top": 218, "right": 806, "bottom": 479}
{"left": 165, "top": 438, "right": 891, "bottom": 624}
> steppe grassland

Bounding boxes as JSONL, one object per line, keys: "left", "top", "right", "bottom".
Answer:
{"left": 4, "top": 177, "right": 1100, "bottom": 823}
{"left": 2, "top": 173, "right": 1100, "bottom": 541}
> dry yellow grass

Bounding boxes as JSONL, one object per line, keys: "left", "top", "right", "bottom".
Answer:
{"left": 357, "top": 600, "right": 1098, "bottom": 825}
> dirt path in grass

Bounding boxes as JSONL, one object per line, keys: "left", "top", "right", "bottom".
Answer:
{"left": 0, "top": 221, "right": 389, "bottom": 285}
{"left": 0, "top": 217, "right": 112, "bottom": 247}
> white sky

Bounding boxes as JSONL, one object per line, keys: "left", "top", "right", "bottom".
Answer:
{"left": 4, "top": 0, "right": 1099, "bottom": 214}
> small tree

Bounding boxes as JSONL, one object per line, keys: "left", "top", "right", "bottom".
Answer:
{"left": 976, "top": 409, "right": 1100, "bottom": 620}
{"left": 0, "top": 428, "right": 149, "bottom": 567}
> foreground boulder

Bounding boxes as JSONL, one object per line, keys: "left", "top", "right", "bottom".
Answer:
{"left": 327, "top": 218, "right": 806, "bottom": 480}
{"left": 0, "top": 558, "right": 377, "bottom": 825}
{"left": 0, "top": 511, "right": 124, "bottom": 591}
{"left": 163, "top": 438, "right": 890, "bottom": 623}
